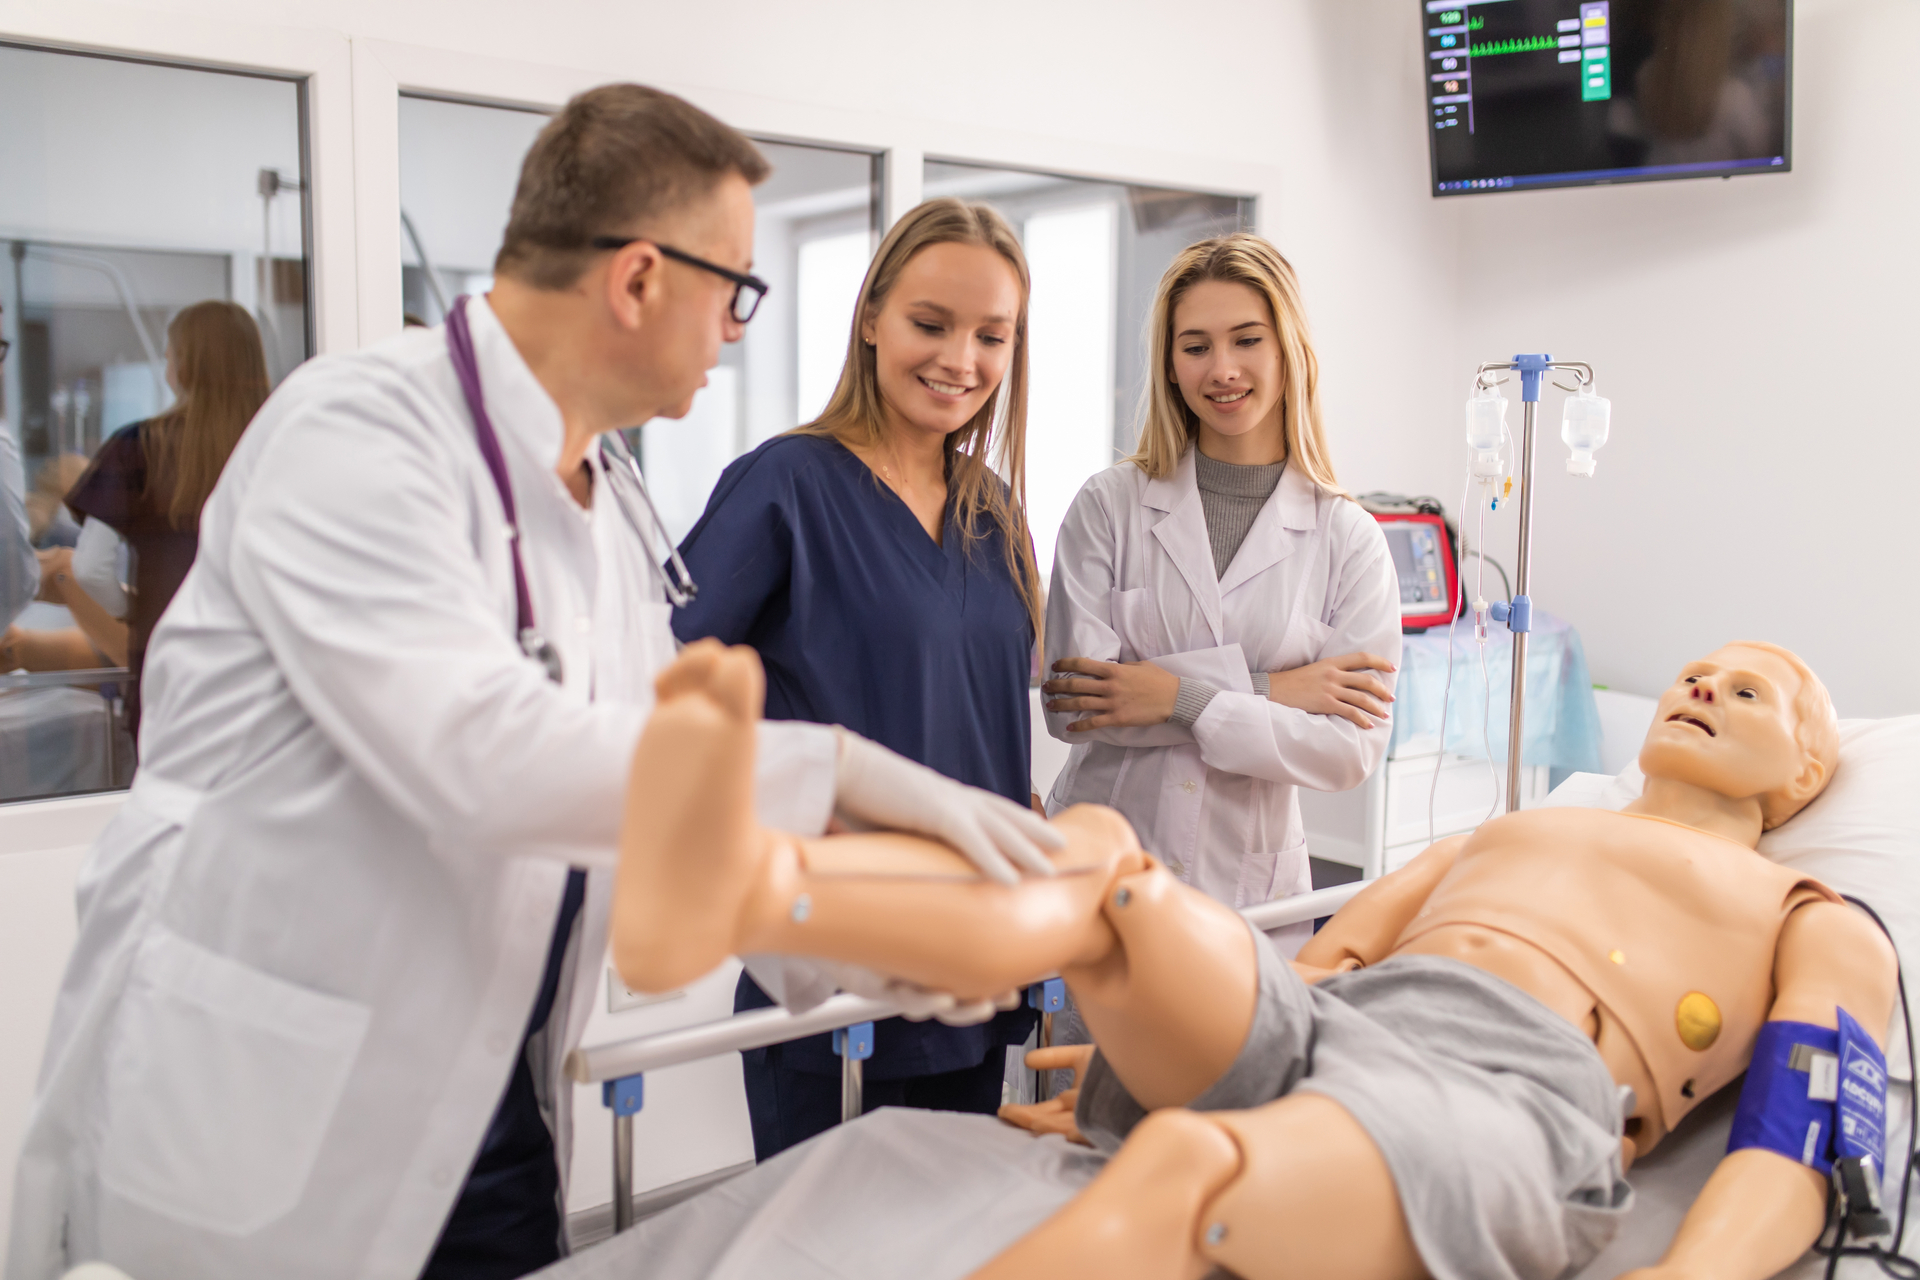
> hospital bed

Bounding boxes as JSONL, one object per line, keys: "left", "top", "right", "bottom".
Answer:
{"left": 556, "top": 713, "right": 1920, "bottom": 1280}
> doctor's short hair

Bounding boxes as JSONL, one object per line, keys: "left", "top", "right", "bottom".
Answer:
{"left": 1128, "top": 234, "right": 1345, "bottom": 496}
{"left": 495, "top": 84, "right": 769, "bottom": 290}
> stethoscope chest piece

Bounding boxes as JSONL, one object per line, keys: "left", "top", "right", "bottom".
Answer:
{"left": 519, "top": 627, "right": 565, "bottom": 685}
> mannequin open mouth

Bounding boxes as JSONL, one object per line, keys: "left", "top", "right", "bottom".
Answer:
{"left": 1666, "top": 714, "right": 1715, "bottom": 737}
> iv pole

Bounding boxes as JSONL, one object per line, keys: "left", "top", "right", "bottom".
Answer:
{"left": 1472, "top": 353, "right": 1594, "bottom": 813}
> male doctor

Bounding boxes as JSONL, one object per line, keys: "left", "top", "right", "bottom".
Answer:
{"left": 7, "top": 84, "right": 1055, "bottom": 1280}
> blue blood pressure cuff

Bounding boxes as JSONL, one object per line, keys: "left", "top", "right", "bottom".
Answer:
{"left": 1729, "top": 1009, "right": 1887, "bottom": 1176}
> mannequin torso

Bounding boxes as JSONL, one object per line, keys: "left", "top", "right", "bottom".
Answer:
{"left": 1353, "top": 807, "right": 1837, "bottom": 1150}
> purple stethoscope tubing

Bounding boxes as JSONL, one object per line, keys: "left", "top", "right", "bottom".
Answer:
{"left": 445, "top": 295, "right": 563, "bottom": 683}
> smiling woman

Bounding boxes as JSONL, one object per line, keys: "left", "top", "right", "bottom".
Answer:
{"left": 667, "top": 199, "right": 1047, "bottom": 1160}
{"left": 1040, "top": 232, "right": 1404, "bottom": 926}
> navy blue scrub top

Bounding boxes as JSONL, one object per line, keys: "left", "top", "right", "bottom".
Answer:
{"left": 671, "top": 433, "right": 1036, "bottom": 1078}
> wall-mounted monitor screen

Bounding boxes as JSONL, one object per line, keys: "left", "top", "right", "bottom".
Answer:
{"left": 1425, "top": 0, "right": 1791, "bottom": 195}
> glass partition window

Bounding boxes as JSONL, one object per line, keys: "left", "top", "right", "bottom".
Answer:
{"left": 397, "top": 98, "right": 880, "bottom": 544}
{"left": 398, "top": 95, "right": 548, "bottom": 323}
{"left": 645, "top": 142, "right": 877, "bottom": 542}
{"left": 0, "top": 43, "right": 312, "bottom": 803}
{"left": 921, "top": 161, "right": 1253, "bottom": 578}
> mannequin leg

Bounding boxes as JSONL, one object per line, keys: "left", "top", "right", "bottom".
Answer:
{"left": 971, "top": 1095, "right": 1424, "bottom": 1280}
{"left": 1062, "top": 860, "right": 1259, "bottom": 1111}
{"left": 613, "top": 642, "right": 1255, "bottom": 1104}
{"left": 611, "top": 642, "right": 1145, "bottom": 997}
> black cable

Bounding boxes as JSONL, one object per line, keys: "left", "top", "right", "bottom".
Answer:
{"left": 1805, "top": 894, "right": 1917, "bottom": 1277}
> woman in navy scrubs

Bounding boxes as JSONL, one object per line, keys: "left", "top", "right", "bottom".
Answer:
{"left": 671, "top": 197, "right": 1046, "bottom": 1159}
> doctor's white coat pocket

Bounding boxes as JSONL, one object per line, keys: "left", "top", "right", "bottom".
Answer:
{"left": 99, "top": 927, "right": 371, "bottom": 1235}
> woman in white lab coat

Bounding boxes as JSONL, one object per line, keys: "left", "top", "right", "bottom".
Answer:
{"left": 7, "top": 86, "right": 1054, "bottom": 1280}
{"left": 1042, "top": 233, "right": 1401, "bottom": 917}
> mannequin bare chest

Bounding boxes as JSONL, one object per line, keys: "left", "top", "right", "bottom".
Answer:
{"left": 1394, "top": 808, "right": 1822, "bottom": 1143}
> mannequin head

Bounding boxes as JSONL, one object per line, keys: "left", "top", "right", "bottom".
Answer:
{"left": 1638, "top": 642, "right": 1838, "bottom": 831}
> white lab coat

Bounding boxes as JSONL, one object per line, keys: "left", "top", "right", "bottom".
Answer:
{"left": 1044, "top": 450, "right": 1401, "bottom": 909}
{"left": 5, "top": 299, "right": 838, "bottom": 1280}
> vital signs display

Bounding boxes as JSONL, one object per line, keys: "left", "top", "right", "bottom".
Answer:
{"left": 1424, "top": 0, "right": 1791, "bottom": 195}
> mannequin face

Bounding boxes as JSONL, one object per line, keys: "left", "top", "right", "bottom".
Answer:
{"left": 1638, "top": 645, "right": 1827, "bottom": 820}
{"left": 1168, "top": 279, "right": 1287, "bottom": 463}
{"left": 861, "top": 240, "right": 1021, "bottom": 447}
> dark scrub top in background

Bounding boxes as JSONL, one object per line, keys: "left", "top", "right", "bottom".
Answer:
{"left": 65, "top": 422, "right": 199, "bottom": 733}
{"left": 671, "top": 433, "right": 1038, "bottom": 1159}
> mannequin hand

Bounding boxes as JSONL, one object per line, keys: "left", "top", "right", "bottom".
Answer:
{"left": 832, "top": 729, "right": 1063, "bottom": 885}
{"left": 1043, "top": 657, "right": 1179, "bottom": 731}
{"left": 999, "top": 1045, "right": 1096, "bottom": 1145}
{"left": 1266, "top": 652, "right": 1396, "bottom": 730}
{"left": 999, "top": 1092, "right": 1087, "bottom": 1144}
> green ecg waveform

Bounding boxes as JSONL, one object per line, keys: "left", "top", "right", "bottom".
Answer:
{"left": 1469, "top": 15, "right": 1485, "bottom": 28}
{"left": 1469, "top": 35, "right": 1559, "bottom": 57}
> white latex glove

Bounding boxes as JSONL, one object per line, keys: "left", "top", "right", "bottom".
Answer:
{"left": 848, "top": 969, "right": 1021, "bottom": 1028}
{"left": 832, "top": 728, "right": 1063, "bottom": 885}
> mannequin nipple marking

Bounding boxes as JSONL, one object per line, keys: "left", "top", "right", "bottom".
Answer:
{"left": 1676, "top": 992, "right": 1722, "bottom": 1051}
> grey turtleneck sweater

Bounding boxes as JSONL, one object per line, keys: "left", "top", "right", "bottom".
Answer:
{"left": 1167, "top": 451, "right": 1284, "bottom": 728}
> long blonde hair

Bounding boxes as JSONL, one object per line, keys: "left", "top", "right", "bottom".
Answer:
{"left": 1126, "top": 233, "right": 1344, "bottom": 495}
{"left": 791, "top": 198, "right": 1043, "bottom": 636}
{"left": 144, "top": 300, "right": 269, "bottom": 528}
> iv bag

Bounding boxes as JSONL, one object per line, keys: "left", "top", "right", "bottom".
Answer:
{"left": 1465, "top": 385, "right": 1507, "bottom": 478}
{"left": 1561, "top": 388, "right": 1611, "bottom": 477}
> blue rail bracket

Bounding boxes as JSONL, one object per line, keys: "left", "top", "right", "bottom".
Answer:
{"left": 602, "top": 1074, "right": 646, "bottom": 1116}
{"left": 835, "top": 1020, "right": 875, "bottom": 1125}
{"left": 603, "top": 1073, "right": 645, "bottom": 1234}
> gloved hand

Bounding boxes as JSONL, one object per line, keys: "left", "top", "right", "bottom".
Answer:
{"left": 834, "top": 965, "right": 1023, "bottom": 1027}
{"left": 832, "top": 728, "right": 1063, "bottom": 885}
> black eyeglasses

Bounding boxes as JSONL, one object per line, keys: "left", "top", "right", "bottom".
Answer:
{"left": 590, "top": 237, "right": 768, "bottom": 324}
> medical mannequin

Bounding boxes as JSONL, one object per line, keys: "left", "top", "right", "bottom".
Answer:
{"left": 612, "top": 639, "right": 1896, "bottom": 1280}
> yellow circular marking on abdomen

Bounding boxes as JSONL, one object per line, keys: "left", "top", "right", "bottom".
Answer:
{"left": 1676, "top": 992, "right": 1722, "bottom": 1052}
{"left": 1609, "top": 949, "right": 1626, "bottom": 965}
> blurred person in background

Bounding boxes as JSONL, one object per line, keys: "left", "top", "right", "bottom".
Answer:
{"left": 51, "top": 300, "right": 269, "bottom": 730}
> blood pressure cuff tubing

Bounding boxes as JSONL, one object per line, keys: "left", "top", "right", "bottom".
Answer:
{"left": 1729, "top": 1009, "right": 1887, "bottom": 1176}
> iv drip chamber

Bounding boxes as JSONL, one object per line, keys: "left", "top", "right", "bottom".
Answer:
{"left": 1561, "top": 387, "right": 1611, "bottom": 477}
{"left": 1465, "top": 385, "right": 1508, "bottom": 478}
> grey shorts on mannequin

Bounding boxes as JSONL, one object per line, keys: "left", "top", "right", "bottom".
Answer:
{"left": 1077, "top": 931, "right": 1634, "bottom": 1280}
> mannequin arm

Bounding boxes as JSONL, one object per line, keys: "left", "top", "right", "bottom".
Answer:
{"left": 1294, "top": 835, "right": 1464, "bottom": 973}
{"left": 1622, "top": 901, "right": 1898, "bottom": 1280}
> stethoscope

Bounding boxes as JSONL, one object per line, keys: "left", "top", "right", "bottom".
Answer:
{"left": 446, "top": 295, "right": 697, "bottom": 687}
